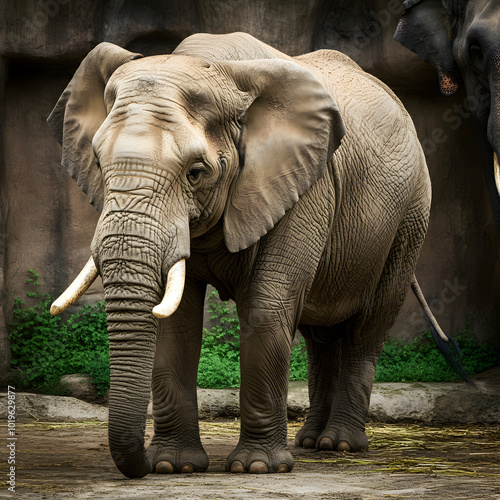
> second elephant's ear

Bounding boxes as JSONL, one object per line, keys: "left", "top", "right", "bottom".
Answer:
{"left": 215, "top": 59, "right": 346, "bottom": 253}
{"left": 394, "top": 0, "right": 462, "bottom": 96}
{"left": 47, "top": 43, "right": 143, "bottom": 212}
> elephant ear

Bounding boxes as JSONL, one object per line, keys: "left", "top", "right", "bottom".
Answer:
{"left": 215, "top": 59, "right": 346, "bottom": 253}
{"left": 394, "top": 0, "right": 462, "bottom": 96}
{"left": 47, "top": 43, "right": 143, "bottom": 212}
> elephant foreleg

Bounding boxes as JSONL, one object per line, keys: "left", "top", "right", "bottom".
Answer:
{"left": 226, "top": 299, "right": 296, "bottom": 474}
{"left": 147, "top": 278, "right": 209, "bottom": 473}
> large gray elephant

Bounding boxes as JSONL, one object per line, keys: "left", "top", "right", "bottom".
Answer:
{"left": 394, "top": 0, "right": 500, "bottom": 235}
{"left": 48, "top": 32, "right": 436, "bottom": 478}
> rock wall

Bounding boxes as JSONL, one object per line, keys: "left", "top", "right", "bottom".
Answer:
{"left": 1, "top": 0, "right": 499, "bottom": 374}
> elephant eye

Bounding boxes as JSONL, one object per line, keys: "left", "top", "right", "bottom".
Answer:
{"left": 469, "top": 43, "right": 485, "bottom": 73}
{"left": 94, "top": 153, "right": 101, "bottom": 169}
{"left": 187, "top": 162, "right": 207, "bottom": 185}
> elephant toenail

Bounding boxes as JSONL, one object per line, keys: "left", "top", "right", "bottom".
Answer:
{"left": 318, "top": 437, "right": 334, "bottom": 450}
{"left": 302, "top": 437, "right": 316, "bottom": 448}
{"left": 337, "top": 441, "right": 351, "bottom": 452}
{"left": 181, "top": 463, "right": 195, "bottom": 473}
{"left": 249, "top": 460, "right": 268, "bottom": 474}
{"left": 155, "top": 461, "right": 174, "bottom": 474}
{"left": 230, "top": 461, "right": 245, "bottom": 473}
{"left": 276, "top": 463, "right": 289, "bottom": 473}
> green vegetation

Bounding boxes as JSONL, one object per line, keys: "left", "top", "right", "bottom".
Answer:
{"left": 7, "top": 274, "right": 499, "bottom": 394}
{"left": 197, "top": 293, "right": 241, "bottom": 388}
{"left": 9, "top": 270, "right": 109, "bottom": 395}
{"left": 375, "top": 325, "right": 500, "bottom": 383}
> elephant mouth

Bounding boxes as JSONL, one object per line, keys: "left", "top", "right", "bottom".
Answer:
{"left": 50, "top": 256, "right": 186, "bottom": 318}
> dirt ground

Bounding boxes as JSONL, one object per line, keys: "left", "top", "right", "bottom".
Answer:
{"left": 1, "top": 419, "right": 499, "bottom": 499}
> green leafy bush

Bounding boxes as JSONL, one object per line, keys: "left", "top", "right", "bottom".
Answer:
{"left": 9, "top": 270, "right": 109, "bottom": 395}
{"left": 197, "top": 291, "right": 241, "bottom": 388}
{"left": 375, "top": 330, "right": 500, "bottom": 383}
{"left": 289, "top": 336, "right": 308, "bottom": 381}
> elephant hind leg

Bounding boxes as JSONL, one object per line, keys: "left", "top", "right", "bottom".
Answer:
{"left": 294, "top": 325, "right": 342, "bottom": 449}
{"left": 295, "top": 321, "right": 376, "bottom": 453}
{"left": 314, "top": 324, "right": 383, "bottom": 452}
{"left": 313, "top": 197, "right": 428, "bottom": 452}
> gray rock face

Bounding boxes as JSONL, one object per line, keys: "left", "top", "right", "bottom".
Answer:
{"left": 369, "top": 377, "right": 500, "bottom": 424}
{"left": 58, "top": 374, "right": 97, "bottom": 402}
{"left": 0, "top": 392, "right": 108, "bottom": 422}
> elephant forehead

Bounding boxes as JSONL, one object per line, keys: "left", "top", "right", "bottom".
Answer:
{"left": 97, "top": 108, "right": 209, "bottom": 169}
{"left": 109, "top": 55, "right": 214, "bottom": 98}
{"left": 106, "top": 56, "right": 233, "bottom": 134}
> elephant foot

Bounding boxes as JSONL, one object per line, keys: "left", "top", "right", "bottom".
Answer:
{"left": 225, "top": 442, "right": 294, "bottom": 474}
{"left": 294, "top": 422, "right": 322, "bottom": 449}
{"left": 316, "top": 426, "right": 368, "bottom": 452}
{"left": 295, "top": 422, "right": 368, "bottom": 452}
{"left": 147, "top": 441, "right": 209, "bottom": 474}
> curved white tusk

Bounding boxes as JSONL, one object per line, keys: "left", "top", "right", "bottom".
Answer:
{"left": 152, "top": 259, "right": 186, "bottom": 319}
{"left": 50, "top": 257, "right": 99, "bottom": 315}
{"left": 494, "top": 153, "right": 500, "bottom": 197}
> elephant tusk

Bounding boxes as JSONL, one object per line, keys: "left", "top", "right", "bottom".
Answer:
{"left": 494, "top": 153, "right": 500, "bottom": 198}
{"left": 50, "top": 257, "right": 99, "bottom": 315}
{"left": 152, "top": 259, "right": 186, "bottom": 318}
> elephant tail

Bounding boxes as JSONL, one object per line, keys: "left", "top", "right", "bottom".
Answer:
{"left": 411, "top": 276, "right": 476, "bottom": 387}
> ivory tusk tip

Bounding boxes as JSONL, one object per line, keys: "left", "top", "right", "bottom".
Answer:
{"left": 152, "top": 305, "right": 173, "bottom": 319}
{"left": 50, "top": 303, "right": 62, "bottom": 316}
{"left": 152, "top": 259, "right": 186, "bottom": 319}
{"left": 494, "top": 153, "right": 500, "bottom": 197}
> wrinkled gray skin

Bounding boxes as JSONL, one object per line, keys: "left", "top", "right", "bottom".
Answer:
{"left": 395, "top": 0, "right": 500, "bottom": 235}
{"left": 48, "top": 32, "right": 430, "bottom": 478}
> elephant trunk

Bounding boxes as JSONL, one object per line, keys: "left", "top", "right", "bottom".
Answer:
{"left": 92, "top": 208, "right": 189, "bottom": 478}
{"left": 106, "top": 299, "right": 157, "bottom": 478}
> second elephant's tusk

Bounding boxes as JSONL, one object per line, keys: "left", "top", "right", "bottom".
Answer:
{"left": 50, "top": 257, "right": 99, "bottom": 315}
{"left": 494, "top": 153, "right": 500, "bottom": 197}
{"left": 152, "top": 260, "right": 186, "bottom": 319}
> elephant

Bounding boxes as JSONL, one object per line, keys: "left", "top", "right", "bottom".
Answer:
{"left": 47, "top": 31, "right": 445, "bottom": 478}
{"left": 394, "top": 0, "right": 500, "bottom": 236}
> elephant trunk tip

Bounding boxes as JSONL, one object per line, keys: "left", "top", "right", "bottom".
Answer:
{"left": 115, "top": 456, "right": 153, "bottom": 479}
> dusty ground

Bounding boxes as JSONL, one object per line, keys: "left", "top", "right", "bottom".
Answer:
{"left": 1, "top": 419, "right": 499, "bottom": 499}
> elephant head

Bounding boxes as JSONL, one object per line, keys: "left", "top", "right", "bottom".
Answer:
{"left": 394, "top": 0, "right": 500, "bottom": 234}
{"left": 47, "top": 42, "right": 345, "bottom": 478}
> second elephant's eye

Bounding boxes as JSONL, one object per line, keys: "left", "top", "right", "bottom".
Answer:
{"left": 187, "top": 163, "right": 207, "bottom": 185}
{"left": 469, "top": 43, "right": 485, "bottom": 73}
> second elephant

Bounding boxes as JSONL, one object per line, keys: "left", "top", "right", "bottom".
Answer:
{"left": 395, "top": 0, "right": 500, "bottom": 236}
{"left": 49, "top": 32, "right": 434, "bottom": 477}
